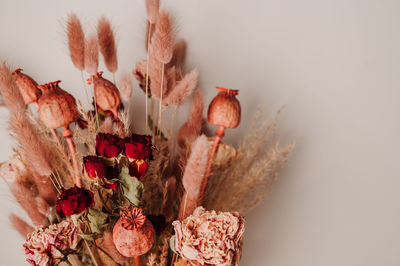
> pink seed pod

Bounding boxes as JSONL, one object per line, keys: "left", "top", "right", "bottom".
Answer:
{"left": 37, "top": 81, "right": 79, "bottom": 129}
{"left": 207, "top": 87, "right": 241, "bottom": 129}
{"left": 87, "top": 71, "right": 121, "bottom": 119}
{"left": 12, "top": 68, "right": 41, "bottom": 106}
{"left": 113, "top": 208, "right": 155, "bottom": 258}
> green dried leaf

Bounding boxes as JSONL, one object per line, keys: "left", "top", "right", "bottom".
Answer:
{"left": 87, "top": 208, "right": 108, "bottom": 234}
{"left": 79, "top": 233, "right": 101, "bottom": 241}
{"left": 119, "top": 166, "right": 144, "bottom": 206}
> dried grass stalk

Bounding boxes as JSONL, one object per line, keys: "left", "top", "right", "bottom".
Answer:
{"left": 179, "top": 135, "right": 209, "bottom": 219}
{"left": 151, "top": 10, "right": 174, "bottom": 64}
{"left": 85, "top": 34, "right": 99, "bottom": 75}
{"left": 98, "top": 16, "right": 118, "bottom": 73}
{"left": 0, "top": 62, "right": 25, "bottom": 113}
{"left": 205, "top": 109, "right": 294, "bottom": 214}
{"left": 67, "top": 13, "right": 85, "bottom": 70}
{"left": 9, "top": 214, "right": 34, "bottom": 237}
{"left": 145, "top": 0, "right": 160, "bottom": 24}
{"left": 161, "top": 176, "right": 177, "bottom": 222}
{"left": 163, "top": 69, "right": 198, "bottom": 107}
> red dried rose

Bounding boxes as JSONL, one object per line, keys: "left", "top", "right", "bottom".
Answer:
{"left": 96, "top": 133, "right": 122, "bottom": 157}
{"left": 56, "top": 186, "right": 94, "bottom": 217}
{"left": 103, "top": 166, "right": 119, "bottom": 190}
{"left": 124, "top": 134, "right": 152, "bottom": 160}
{"left": 128, "top": 160, "right": 149, "bottom": 180}
{"left": 83, "top": 156, "right": 107, "bottom": 178}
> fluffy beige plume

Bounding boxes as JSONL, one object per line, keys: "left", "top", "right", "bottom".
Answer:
{"left": 150, "top": 10, "right": 174, "bottom": 64}
{"left": 145, "top": 0, "right": 160, "bottom": 24}
{"left": 178, "top": 90, "right": 204, "bottom": 146}
{"left": 85, "top": 34, "right": 99, "bottom": 75}
{"left": 10, "top": 180, "right": 48, "bottom": 226}
{"left": 119, "top": 71, "right": 133, "bottom": 101}
{"left": 205, "top": 109, "right": 294, "bottom": 214}
{"left": 0, "top": 62, "right": 25, "bottom": 113}
{"left": 67, "top": 13, "right": 85, "bottom": 70}
{"left": 9, "top": 214, "right": 34, "bottom": 237}
{"left": 178, "top": 135, "right": 209, "bottom": 219}
{"left": 163, "top": 69, "right": 198, "bottom": 107}
{"left": 98, "top": 16, "right": 118, "bottom": 73}
{"left": 96, "top": 231, "right": 127, "bottom": 265}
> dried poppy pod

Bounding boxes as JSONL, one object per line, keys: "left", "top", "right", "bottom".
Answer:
{"left": 113, "top": 208, "right": 155, "bottom": 265}
{"left": 87, "top": 71, "right": 121, "bottom": 119}
{"left": 199, "top": 87, "right": 241, "bottom": 205}
{"left": 12, "top": 68, "right": 41, "bottom": 107}
{"left": 37, "top": 81, "right": 81, "bottom": 187}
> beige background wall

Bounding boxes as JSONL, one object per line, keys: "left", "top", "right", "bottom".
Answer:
{"left": 0, "top": 0, "right": 399, "bottom": 265}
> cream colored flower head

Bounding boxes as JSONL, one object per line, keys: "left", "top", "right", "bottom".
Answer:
{"left": 172, "top": 207, "right": 245, "bottom": 266}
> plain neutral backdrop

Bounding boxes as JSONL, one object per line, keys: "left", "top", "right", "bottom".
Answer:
{"left": 0, "top": 0, "right": 399, "bottom": 265}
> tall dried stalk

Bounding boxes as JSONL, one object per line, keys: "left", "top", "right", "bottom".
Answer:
{"left": 205, "top": 109, "right": 294, "bottom": 214}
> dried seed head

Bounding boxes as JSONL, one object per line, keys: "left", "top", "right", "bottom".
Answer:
{"left": 12, "top": 69, "right": 41, "bottom": 105}
{"left": 207, "top": 87, "right": 241, "bottom": 129}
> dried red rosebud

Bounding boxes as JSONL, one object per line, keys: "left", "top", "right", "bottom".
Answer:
{"left": 83, "top": 156, "right": 107, "bottom": 178}
{"left": 12, "top": 68, "right": 41, "bottom": 105}
{"left": 207, "top": 87, "right": 241, "bottom": 129}
{"left": 56, "top": 186, "right": 93, "bottom": 217}
{"left": 103, "top": 166, "right": 119, "bottom": 190}
{"left": 128, "top": 160, "right": 148, "bottom": 180}
{"left": 124, "top": 134, "right": 152, "bottom": 160}
{"left": 96, "top": 133, "right": 123, "bottom": 157}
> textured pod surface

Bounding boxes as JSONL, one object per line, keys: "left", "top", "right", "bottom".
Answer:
{"left": 90, "top": 72, "right": 121, "bottom": 115}
{"left": 112, "top": 208, "right": 155, "bottom": 257}
{"left": 12, "top": 69, "right": 41, "bottom": 105}
{"left": 207, "top": 87, "right": 241, "bottom": 129}
{"left": 38, "top": 81, "right": 79, "bottom": 129}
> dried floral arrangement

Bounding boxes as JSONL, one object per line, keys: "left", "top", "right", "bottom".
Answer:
{"left": 0, "top": 0, "right": 293, "bottom": 265}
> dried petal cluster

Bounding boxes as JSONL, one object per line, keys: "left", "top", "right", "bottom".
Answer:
{"left": 23, "top": 220, "right": 80, "bottom": 266}
{"left": 172, "top": 207, "right": 245, "bottom": 266}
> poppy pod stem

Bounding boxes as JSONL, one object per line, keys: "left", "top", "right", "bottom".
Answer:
{"left": 198, "top": 126, "right": 225, "bottom": 205}
{"left": 134, "top": 256, "right": 141, "bottom": 266}
{"left": 62, "top": 127, "right": 82, "bottom": 187}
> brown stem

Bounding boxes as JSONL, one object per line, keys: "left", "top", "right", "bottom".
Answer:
{"left": 170, "top": 254, "right": 177, "bottom": 266}
{"left": 145, "top": 23, "right": 152, "bottom": 134}
{"left": 157, "top": 63, "right": 165, "bottom": 142}
{"left": 63, "top": 127, "right": 82, "bottom": 188}
{"left": 134, "top": 256, "right": 141, "bottom": 266}
{"left": 198, "top": 126, "right": 225, "bottom": 205}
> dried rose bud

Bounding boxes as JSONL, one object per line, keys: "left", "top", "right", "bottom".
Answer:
{"left": 128, "top": 160, "right": 148, "bottom": 180}
{"left": 113, "top": 208, "right": 155, "bottom": 257}
{"left": 56, "top": 186, "right": 93, "bottom": 217}
{"left": 83, "top": 156, "right": 107, "bottom": 178}
{"left": 37, "top": 81, "right": 80, "bottom": 129}
{"left": 87, "top": 72, "right": 121, "bottom": 119}
{"left": 124, "top": 134, "right": 153, "bottom": 160}
{"left": 12, "top": 68, "right": 41, "bottom": 105}
{"left": 96, "top": 133, "right": 123, "bottom": 158}
{"left": 207, "top": 87, "right": 241, "bottom": 129}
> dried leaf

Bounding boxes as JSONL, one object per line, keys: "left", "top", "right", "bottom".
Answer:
{"left": 119, "top": 167, "right": 144, "bottom": 206}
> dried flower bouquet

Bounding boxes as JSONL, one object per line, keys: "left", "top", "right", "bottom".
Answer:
{"left": 0, "top": 0, "right": 293, "bottom": 265}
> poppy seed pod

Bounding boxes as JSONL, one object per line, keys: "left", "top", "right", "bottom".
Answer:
{"left": 113, "top": 208, "right": 155, "bottom": 258}
{"left": 12, "top": 68, "right": 41, "bottom": 106}
{"left": 207, "top": 87, "right": 241, "bottom": 129}
{"left": 87, "top": 72, "right": 121, "bottom": 119}
{"left": 37, "top": 81, "right": 80, "bottom": 129}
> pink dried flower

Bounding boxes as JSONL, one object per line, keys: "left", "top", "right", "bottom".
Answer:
{"left": 172, "top": 207, "right": 245, "bottom": 266}
{"left": 24, "top": 220, "right": 80, "bottom": 266}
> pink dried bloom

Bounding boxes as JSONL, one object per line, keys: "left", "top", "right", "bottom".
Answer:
{"left": 172, "top": 207, "right": 245, "bottom": 266}
{"left": 23, "top": 220, "right": 80, "bottom": 266}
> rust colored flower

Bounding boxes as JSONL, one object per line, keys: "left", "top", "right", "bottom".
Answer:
{"left": 124, "top": 134, "right": 153, "bottom": 160}
{"left": 83, "top": 155, "right": 107, "bottom": 178}
{"left": 56, "top": 186, "right": 93, "bottom": 217}
{"left": 12, "top": 68, "right": 41, "bottom": 106}
{"left": 96, "top": 133, "right": 123, "bottom": 158}
{"left": 172, "top": 207, "right": 245, "bottom": 266}
{"left": 128, "top": 160, "right": 149, "bottom": 180}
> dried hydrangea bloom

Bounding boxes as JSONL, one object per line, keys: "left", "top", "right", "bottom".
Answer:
{"left": 23, "top": 220, "right": 80, "bottom": 266}
{"left": 172, "top": 207, "right": 245, "bottom": 266}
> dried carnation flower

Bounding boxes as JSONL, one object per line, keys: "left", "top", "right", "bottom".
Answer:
{"left": 172, "top": 207, "right": 244, "bottom": 266}
{"left": 23, "top": 220, "right": 80, "bottom": 266}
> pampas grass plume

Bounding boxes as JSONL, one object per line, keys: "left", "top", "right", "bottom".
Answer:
{"left": 9, "top": 214, "right": 34, "bottom": 237}
{"left": 179, "top": 134, "right": 209, "bottom": 219}
{"left": 150, "top": 10, "right": 174, "bottom": 64}
{"left": 98, "top": 16, "right": 118, "bottom": 73}
{"left": 145, "top": 0, "right": 160, "bottom": 24}
{"left": 163, "top": 69, "right": 198, "bottom": 107}
{"left": 0, "top": 62, "right": 25, "bottom": 113}
{"left": 119, "top": 71, "right": 133, "bottom": 101}
{"left": 67, "top": 13, "right": 85, "bottom": 70}
{"left": 178, "top": 90, "right": 204, "bottom": 146}
{"left": 85, "top": 34, "right": 99, "bottom": 75}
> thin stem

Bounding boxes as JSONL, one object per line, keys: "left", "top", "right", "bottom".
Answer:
{"left": 50, "top": 128, "right": 73, "bottom": 179}
{"left": 134, "top": 256, "right": 141, "bottom": 266}
{"left": 81, "top": 71, "right": 90, "bottom": 107}
{"left": 63, "top": 127, "right": 82, "bottom": 188}
{"left": 113, "top": 72, "right": 117, "bottom": 85}
{"left": 151, "top": 98, "right": 155, "bottom": 138}
{"left": 178, "top": 192, "right": 188, "bottom": 220}
{"left": 145, "top": 23, "right": 152, "bottom": 134}
{"left": 92, "top": 84, "right": 100, "bottom": 131}
{"left": 157, "top": 63, "right": 165, "bottom": 141}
